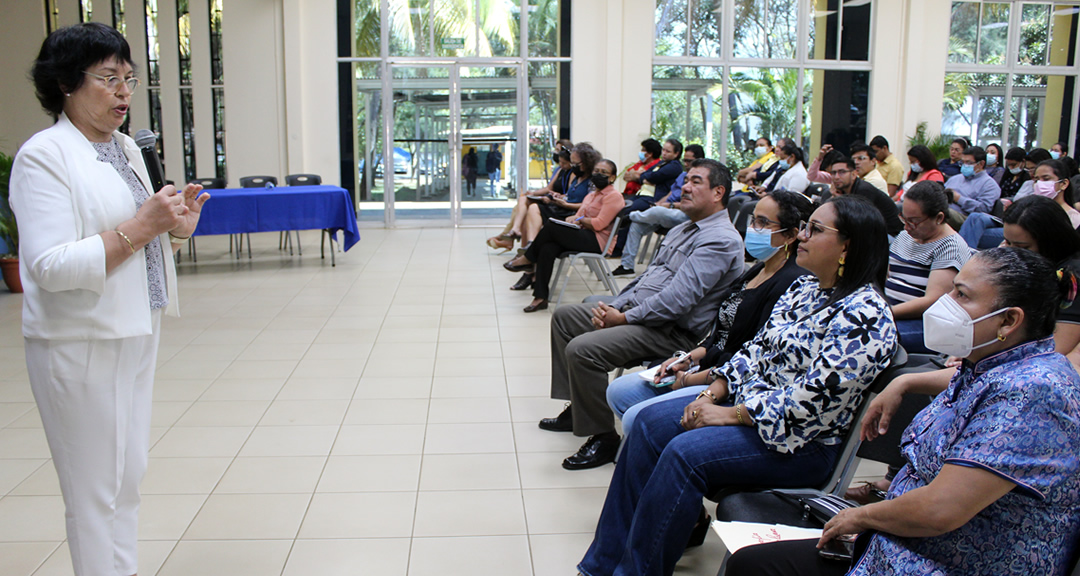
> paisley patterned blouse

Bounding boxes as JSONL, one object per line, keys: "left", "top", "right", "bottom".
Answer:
{"left": 850, "top": 337, "right": 1080, "bottom": 575}
{"left": 714, "top": 276, "right": 898, "bottom": 454}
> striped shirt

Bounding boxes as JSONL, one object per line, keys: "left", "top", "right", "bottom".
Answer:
{"left": 885, "top": 232, "right": 971, "bottom": 305}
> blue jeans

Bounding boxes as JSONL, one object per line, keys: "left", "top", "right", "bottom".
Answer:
{"left": 958, "top": 212, "right": 1004, "bottom": 249}
{"left": 607, "top": 372, "right": 704, "bottom": 434}
{"left": 578, "top": 395, "right": 841, "bottom": 576}
{"left": 621, "top": 206, "right": 689, "bottom": 269}
{"left": 488, "top": 168, "right": 501, "bottom": 195}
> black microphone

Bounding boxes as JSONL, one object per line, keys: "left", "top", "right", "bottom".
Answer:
{"left": 134, "top": 129, "right": 166, "bottom": 193}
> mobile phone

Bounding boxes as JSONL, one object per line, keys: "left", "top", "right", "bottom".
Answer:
{"left": 818, "top": 535, "right": 855, "bottom": 562}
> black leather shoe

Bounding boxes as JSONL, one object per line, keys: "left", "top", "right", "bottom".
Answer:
{"left": 611, "top": 265, "right": 635, "bottom": 276}
{"left": 503, "top": 259, "right": 534, "bottom": 273}
{"left": 510, "top": 273, "right": 534, "bottom": 291}
{"left": 523, "top": 300, "right": 548, "bottom": 313}
{"left": 563, "top": 434, "right": 620, "bottom": 470}
{"left": 538, "top": 403, "right": 573, "bottom": 432}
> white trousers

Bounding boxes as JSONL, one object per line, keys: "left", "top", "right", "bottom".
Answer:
{"left": 25, "top": 310, "right": 161, "bottom": 576}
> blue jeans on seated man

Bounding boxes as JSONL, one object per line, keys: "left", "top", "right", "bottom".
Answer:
{"left": 620, "top": 206, "right": 689, "bottom": 270}
{"left": 577, "top": 394, "right": 841, "bottom": 576}
{"left": 958, "top": 211, "right": 1005, "bottom": 249}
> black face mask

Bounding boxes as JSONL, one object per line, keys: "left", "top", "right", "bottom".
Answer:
{"left": 591, "top": 173, "right": 610, "bottom": 190}
{"left": 552, "top": 153, "right": 560, "bottom": 163}
{"left": 571, "top": 163, "right": 584, "bottom": 176}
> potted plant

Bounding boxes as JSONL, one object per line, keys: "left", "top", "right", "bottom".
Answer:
{"left": 0, "top": 151, "right": 21, "bottom": 293}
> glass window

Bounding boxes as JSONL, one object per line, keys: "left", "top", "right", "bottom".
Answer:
{"left": 804, "top": 69, "right": 869, "bottom": 152}
{"left": 808, "top": 0, "right": 871, "bottom": 61}
{"left": 145, "top": 0, "right": 160, "bottom": 86}
{"left": 177, "top": 0, "right": 192, "bottom": 86}
{"left": 732, "top": 0, "right": 799, "bottom": 60}
{"left": 655, "top": 0, "right": 690, "bottom": 57}
{"left": 112, "top": 0, "right": 126, "bottom": 34}
{"left": 528, "top": 0, "right": 564, "bottom": 57}
{"left": 180, "top": 88, "right": 196, "bottom": 182}
{"left": 690, "top": 0, "right": 723, "bottom": 58}
{"left": 652, "top": 65, "right": 724, "bottom": 158}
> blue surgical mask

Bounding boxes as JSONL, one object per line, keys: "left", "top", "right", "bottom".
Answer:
{"left": 910, "top": 162, "right": 923, "bottom": 173}
{"left": 744, "top": 227, "right": 782, "bottom": 261}
{"left": 961, "top": 164, "right": 976, "bottom": 178}
{"left": 986, "top": 153, "right": 998, "bottom": 166}
{"left": 639, "top": 151, "right": 646, "bottom": 162}
{"left": 1051, "top": 151, "right": 1062, "bottom": 160}
{"left": 777, "top": 159, "right": 790, "bottom": 170}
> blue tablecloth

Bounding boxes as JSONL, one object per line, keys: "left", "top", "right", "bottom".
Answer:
{"left": 193, "top": 185, "right": 360, "bottom": 251}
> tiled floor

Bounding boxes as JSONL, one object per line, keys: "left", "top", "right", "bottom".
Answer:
{"left": 0, "top": 226, "right": 882, "bottom": 576}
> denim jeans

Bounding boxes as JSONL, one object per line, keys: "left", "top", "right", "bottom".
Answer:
{"left": 578, "top": 394, "right": 841, "bottom": 576}
{"left": 606, "top": 372, "right": 704, "bottom": 435}
{"left": 958, "top": 212, "right": 1003, "bottom": 249}
{"left": 621, "top": 206, "right": 689, "bottom": 269}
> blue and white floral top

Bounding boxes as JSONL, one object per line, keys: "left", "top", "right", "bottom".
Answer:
{"left": 715, "top": 276, "right": 897, "bottom": 454}
{"left": 850, "top": 337, "right": 1080, "bottom": 576}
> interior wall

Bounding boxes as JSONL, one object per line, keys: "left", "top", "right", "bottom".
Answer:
{"left": 571, "top": 0, "right": 654, "bottom": 182}
{"left": 284, "top": 0, "right": 341, "bottom": 186}
{"left": 0, "top": 0, "right": 52, "bottom": 154}
{"left": 867, "top": 0, "right": 951, "bottom": 164}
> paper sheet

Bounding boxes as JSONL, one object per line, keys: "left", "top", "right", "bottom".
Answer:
{"left": 710, "top": 520, "right": 822, "bottom": 554}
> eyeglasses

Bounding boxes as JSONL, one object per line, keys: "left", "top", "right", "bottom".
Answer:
{"left": 798, "top": 220, "right": 841, "bottom": 239}
{"left": 899, "top": 214, "right": 928, "bottom": 227}
{"left": 749, "top": 215, "right": 782, "bottom": 232}
{"left": 828, "top": 169, "right": 853, "bottom": 177}
{"left": 84, "top": 71, "right": 140, "bottom": 92}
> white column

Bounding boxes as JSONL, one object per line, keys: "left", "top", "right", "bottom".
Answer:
{"left": 156, "top": 0, "right": 185, "bottom": 184}
{"left": 867, "top": 0, "right": 951, "bottom": 161}
{"left": 189, "top": 0, "right": 216, "bottom": 179}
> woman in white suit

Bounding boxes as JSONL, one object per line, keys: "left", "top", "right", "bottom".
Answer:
{"left": 10, "top": 23, "right": 209, "bottom": 576}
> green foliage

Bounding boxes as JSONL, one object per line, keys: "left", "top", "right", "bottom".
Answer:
{"left": 0, "top": 151, "right": 16, "bottom": 257}
{"left": 906, "top": 122, "right": 954, "bottom": 162}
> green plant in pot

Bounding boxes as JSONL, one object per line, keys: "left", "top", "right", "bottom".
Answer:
{"left": 0, "top": 151, "right": 22, "bottom": 293}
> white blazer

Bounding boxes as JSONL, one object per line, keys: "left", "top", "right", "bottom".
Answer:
{"left": 10, "top": 114, "right": 179, "bottom": 340}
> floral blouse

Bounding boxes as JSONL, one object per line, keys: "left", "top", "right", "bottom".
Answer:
{"left": 715, "top": 276, "right": 897, "bottom": 454}
{"left": 850, "top": 337, "right": 1080, "bottom": 575}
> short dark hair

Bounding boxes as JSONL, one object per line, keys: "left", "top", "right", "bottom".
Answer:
{"left": 1028, "top": 148, "right": 1053, "bottom": 164}
{"left": 684, "top": 144, "right": 705, "bottom": 159}
{"left": 768, "top": 189, "right": 815, "bottom": 258}
{"left": 903, "top": 180, "right": 950, "bottom": 219}
{"left": 755, "top": 137, "right": 773, "bottom": 147}
{"left": 1056, "top": 141, "right": 1070, "bottom": 154}
{"left": 1036, "top": 159, "right": 1076, "bottom": 206}
{"left": 1005, "top": 146, "right": 1027, "bottom": 163}
{"left": 641, "top": 138, "right": 662, "bottom": 160}
{"left": 973, "top": 247, "right": 1077, "bottom": 341}
{"left": 1003, "top": 195, "right": 1080, "bottom": 266}
{"left": 829, "top": 155, "right": 856, "bottom": 171}
{"left": 906, "top": 145, "right": 938, "bottom": 182}
{"left": 557, "top": 149, "right": 572, "bottom": 163}
{"left": 869, "top": 135, "right": 889, "bottom": 150}
{"left": 962, "top": 146, "right": 987, "bottom": 165}
{"left": 32, "top": 22, "right": 135, "bottom": 119}
{"left": 951, "top": 137, "right": 971, "bottom": 149}
{"left": 820, "top": 195, "right": 890, "bottom": 308}
{"left": 849, "top": 142, "right": 872, "bottom": 158}
{"left": 690, "top": 158, "right": 732, "bottom": 206}
{"left": 665, "top": 138, "right": 684, "bottom": 158}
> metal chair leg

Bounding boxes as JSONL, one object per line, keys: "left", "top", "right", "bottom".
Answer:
{"left": 554, "top": 255, "right": 576, "bottom": 309}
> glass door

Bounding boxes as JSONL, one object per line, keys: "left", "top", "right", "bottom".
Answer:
{"left": 379, "top": 62, "right": 523, "bottom": 226}
{"left": 386, "top": 64, "right": 454, "bottom": 225}
{"left": 458, "top": 64, "right": 521, "bottom": 224}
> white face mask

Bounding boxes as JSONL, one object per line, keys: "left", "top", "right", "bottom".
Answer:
{"left": 922, "top": 294, "right": 1008, "bottom": 358}
{"left": 755, "top": 146, "right": 768, "bottom": 157}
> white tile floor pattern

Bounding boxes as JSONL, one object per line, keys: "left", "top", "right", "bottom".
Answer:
{"left": 0, "top": 227, "right": 884, "bottom": 576}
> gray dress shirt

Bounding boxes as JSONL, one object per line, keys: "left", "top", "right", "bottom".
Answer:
{"left": 610, "top": 209, "right": 745, "bottom": 338}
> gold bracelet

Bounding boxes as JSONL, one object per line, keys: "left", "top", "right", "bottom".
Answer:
{"left": 696, "top": 389, "right": 718, "bottom": 403}
{"left": 736, "top": 404, "right": 745, "bottom": 426}
{"left": 168, "top": 231, "right": 191, "bottom": 242}
{"left": 115, "top": 229, "right": 136, "bottom": 254}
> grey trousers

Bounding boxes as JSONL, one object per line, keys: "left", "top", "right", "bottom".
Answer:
{"left": 549, "top": 302, "right": 698, "bottom": 437}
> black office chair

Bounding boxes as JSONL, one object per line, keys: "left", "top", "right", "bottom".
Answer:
{"left": 232, "top": 176, "right": 279, "bottom": 259}
{"left": 286, "top": 173, "right": 322, "bottom": 186}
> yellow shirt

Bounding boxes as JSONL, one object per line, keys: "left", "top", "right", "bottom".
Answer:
{"left": 876, "top": 154, "right": 905, "bottom": 187}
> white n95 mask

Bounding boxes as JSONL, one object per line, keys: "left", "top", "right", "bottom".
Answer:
{"left": 922, "top": 294, "right": 1008, "bottom": 358}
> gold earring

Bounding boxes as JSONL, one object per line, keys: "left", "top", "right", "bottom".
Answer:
{"left": 997, "top": 333, "right": 1006, "bottom": 342}
{"left": 837, "top": 255, "right": 845, "bottom": 278}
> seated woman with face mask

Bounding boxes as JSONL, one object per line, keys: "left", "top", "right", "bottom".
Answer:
{"left": 725, "top": 247, "right": 1080, "bottom": 576}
